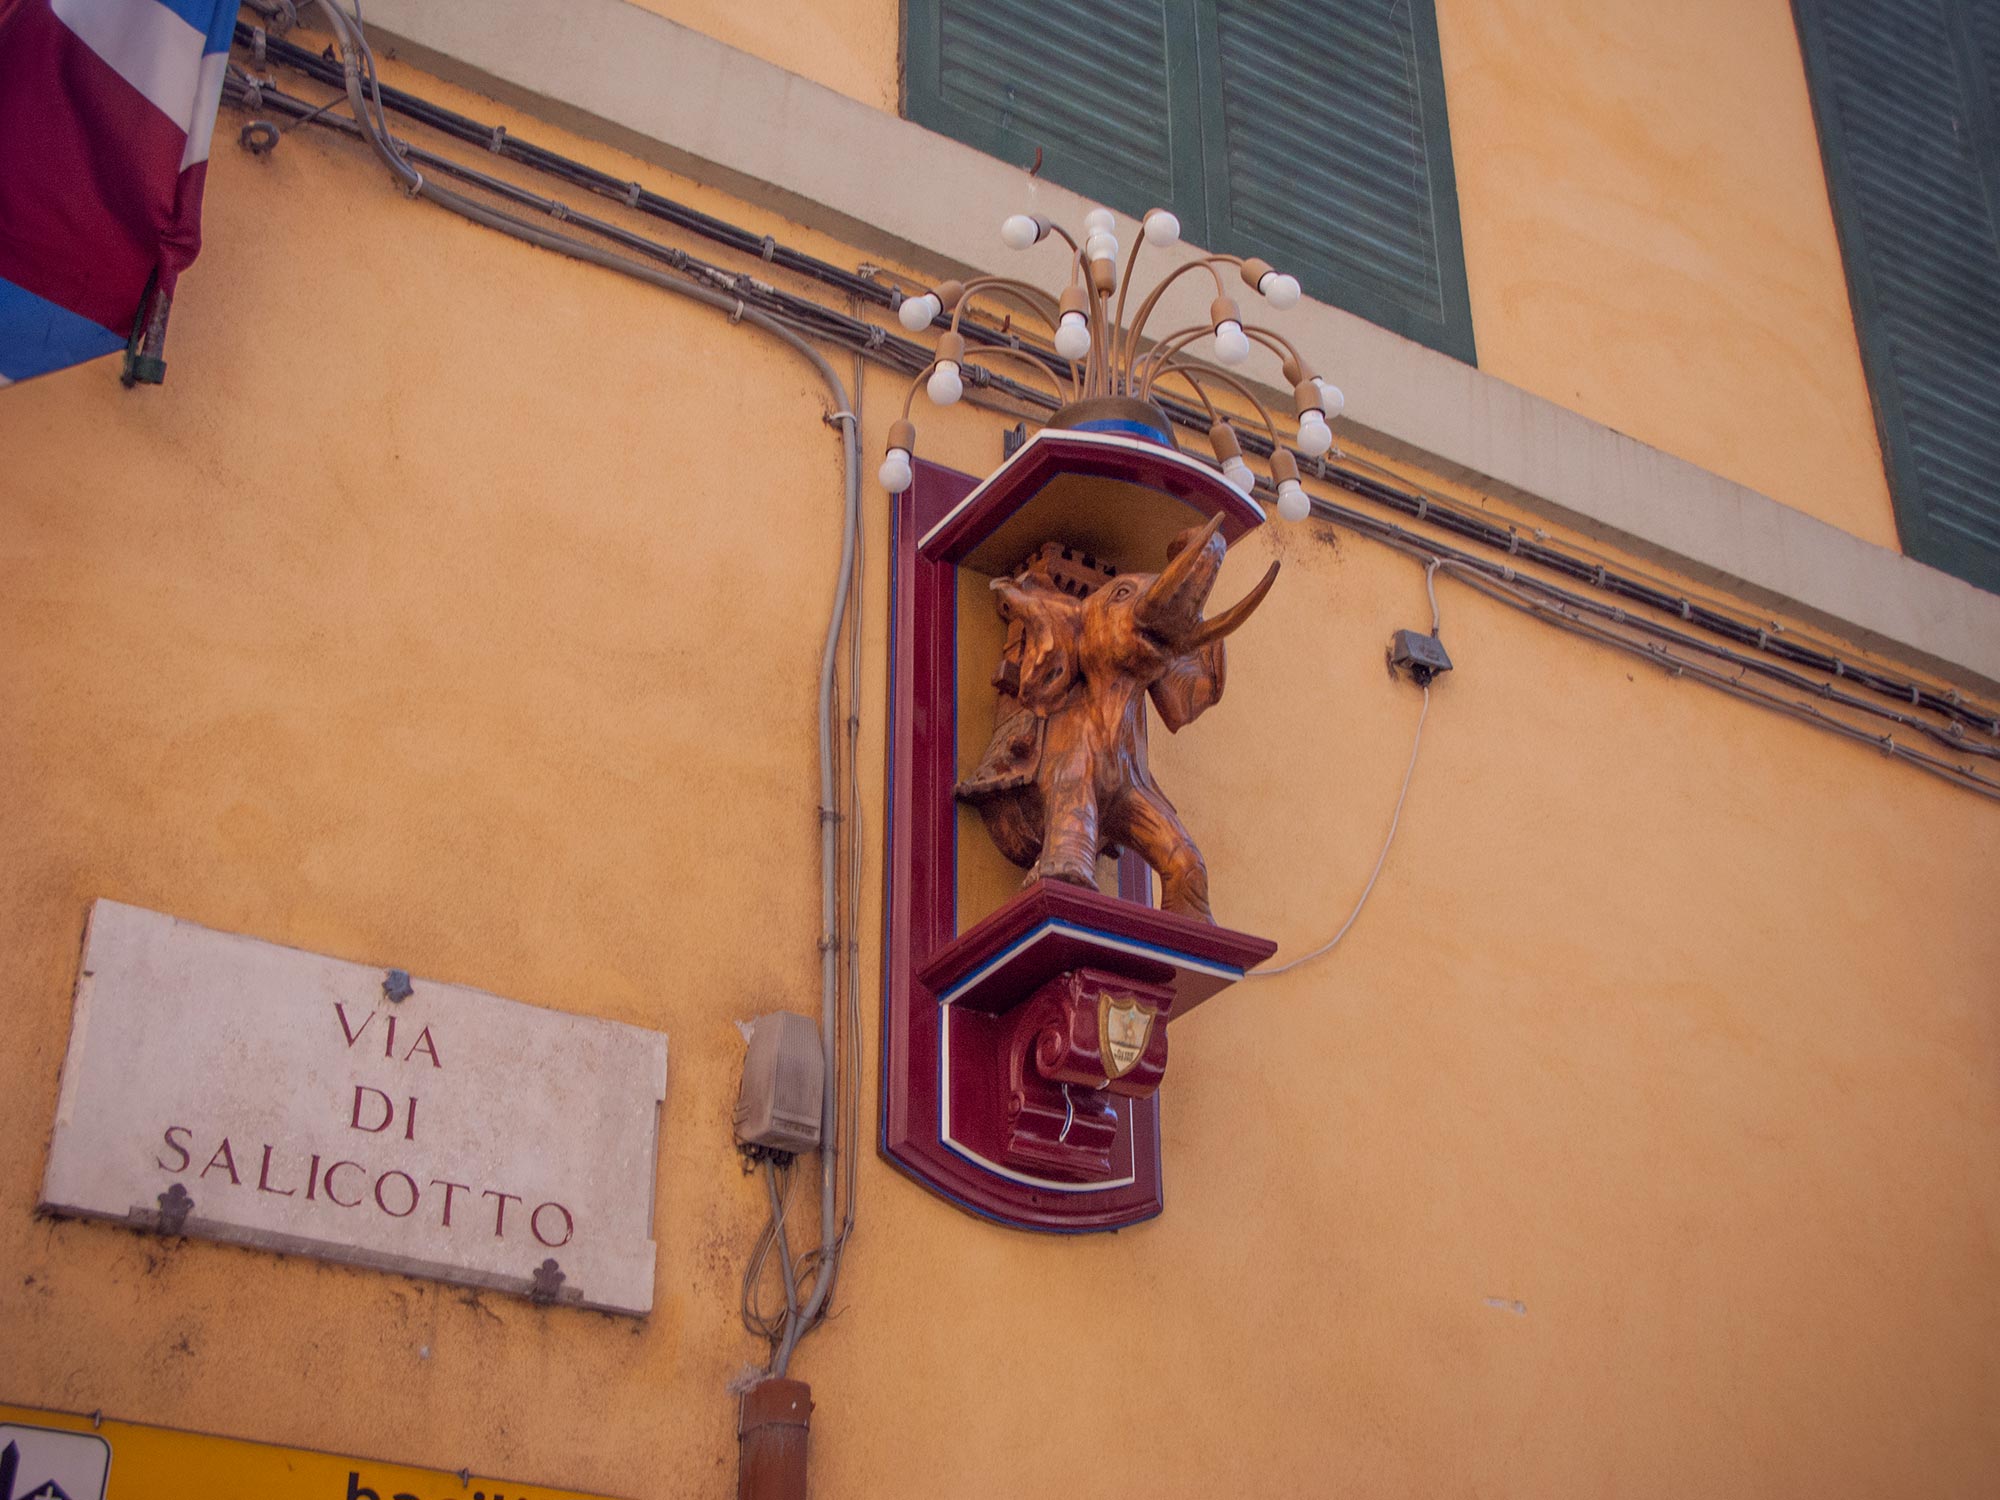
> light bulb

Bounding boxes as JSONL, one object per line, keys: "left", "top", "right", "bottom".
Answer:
{"left": 1316, "top": 380, "right": 1345, "bottom": 419}
{"left": 1213, "top": 319, "right": 1250, "bottom": 364}
{"left": 1084, "top": 231, "right": 1119, "bottom": 263}
{"left": 898, "top": 292, "right": 941, "bottom": 332}
{"left": 1258, "top": 271, "right": 1301, "bottom": 310}
{"left": 1296, "top": 411, "right": 1333, "bottom": 457}
{"left": 879, "top": 447, "right": 913, "bottom": 493}
{"left": 1143, "top": 210, "right": 1180, "bottom": 247}
{"left": 1083, "top": 208, "right": 1116, "bottom": 235}
{"left": 1222, "top": 455, "right": 1255, "bottom": 495}
{"left": 1001, "top": 214, "right": 1040, "bottom": 250}
{"left": 927, "top": 361, "right": 963, "bottom": 406}
{"left": 1054, "top": 311, "right": 1091, "bottom": 360}
{"left": 1277, "top": 479, "right": 1310, "bottom": 522}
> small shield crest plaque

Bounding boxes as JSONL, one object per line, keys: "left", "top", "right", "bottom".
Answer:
{"left": 1097, "top": 990, "right": 1158, "bottom": 1079}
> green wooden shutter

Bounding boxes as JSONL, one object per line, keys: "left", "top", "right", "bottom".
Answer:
{"left": 1794, "top": 0, "right": 2000, "bottom": 593}
{"left": 904, "top": 1, "right": 1477, "bottom": 364}
{"left": 1197, "top": 0, "right": 1475, "bottom": 362}
{"left": 903, "top": 1, "right": 1210, "bottom": 232}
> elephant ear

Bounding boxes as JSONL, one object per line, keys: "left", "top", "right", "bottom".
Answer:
{"left": 993, "top": 578, "right": 1080, "bottom": 717}
{"left": 1150, "top": 639, "right": 1225, "bottom": 732}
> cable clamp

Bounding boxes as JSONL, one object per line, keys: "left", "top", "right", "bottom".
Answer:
{"left": 252, "top": 25, "right": 267, "bottom": 62}
{"left": 1910, "top": 683, "right": 1921, "bottom": 707}
{"left": 1678, "top": 598, "right": 1692, "bottom": 621}
{"left": 817, "top": 806, "right": 844, "bottom": 825}
{"left": 624, "top": 181, "right": 642, "bottom": 208}
{"left": 864, "top": 325, "right": 887, "bottom": 349}
{"left": 1501, "top": 565, "right": 1516, "bottom": 583}
{"left": 1535, "top": 527, "right": 1550, "bottom": 541}
{"left": 400, "top": 168, "right": 425, "bottom": 199}
{"left": 1593, "top": 564, "right": 1607, "bottom": 588}
{"left": 1834, "top": 661, "right": 1845, "bottom": 678}
{"left": 1611, "top": 607, "right": 1627, "bottom": 624}
{"left": 1755, "top": 629, "right": 1768, "bottom": 651}
{"left": 1415, "top": 498, "right": 1428, "bottom": 521}
{"left": 488, "top": 124, "right": 507, "bottom": 153}
{"left": 729, "top": 299, "right": 746, "bottom": 325}
{"left": 823, "top": 409, "right": 856, "bottom": 428}
{"left": 1818, "top": 679, "right": 1834, "bottom": 698}
{"left": 1879, "top": 734, "right": 1896, "bottom": 756}
{"left": 548, "top": 201, "right": 570, "bottom": 222}
{"left": 760, "top": 234, "right": 778, "bottom": 262}
{"left": 1507, "top": 529, "right": 1521, "bottom": 555}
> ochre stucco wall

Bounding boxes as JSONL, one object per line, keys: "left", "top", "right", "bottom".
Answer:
{"left": 4, "top": 44, "right": 1998, "bottom": 1500}
{"left": 1436, "top": 0, "right": 1899, "bottom": 549}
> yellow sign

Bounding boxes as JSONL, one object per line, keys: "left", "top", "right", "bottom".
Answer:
{"left": 0, "top": 1405, "right": 625, "bottom": 1500}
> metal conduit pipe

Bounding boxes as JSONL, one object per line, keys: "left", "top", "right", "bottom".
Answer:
{"left": 235, "top": 22, "right": 2000, "bottom": 740}
{"left": 304, "top": 0, "right": 858, "bottom": 1412}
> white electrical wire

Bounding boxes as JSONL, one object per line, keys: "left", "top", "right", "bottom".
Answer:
{"left": 297, "top": 0, "right": 861, "bottom": 1377}
{"left": 1255, "top": 685, "right": 1430, "bottom": 976}
{"left": 1254, "top": 561, "right": 1438, "bottom": 977}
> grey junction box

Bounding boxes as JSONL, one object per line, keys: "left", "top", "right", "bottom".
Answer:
{"left": 734, "top": 1011, "right": 824, "bottom": 1154}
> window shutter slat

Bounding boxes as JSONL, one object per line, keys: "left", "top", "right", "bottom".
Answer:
{"left": 1795, "top": 0, "right": 2000, "bottom": 592}
{"left": 1198, "top": 0, "right": 1475, "bottom": 362}
{"left": 906, "top": 0, "right": 1209, "bottom": 241}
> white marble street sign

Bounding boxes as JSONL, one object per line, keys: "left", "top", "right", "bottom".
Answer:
{"left": 41, "top": 900, "right": 669, "bottom": 1316}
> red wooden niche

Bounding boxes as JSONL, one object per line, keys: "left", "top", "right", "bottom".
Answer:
{"left": 880, "top": 444, "right": 1275, "bottom": 1233}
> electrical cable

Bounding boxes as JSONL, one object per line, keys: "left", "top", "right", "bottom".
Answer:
{"left": 1334, "top": 510, "right": 2000, "bottom": 801}
{"left": 224, "top": 35, "right": 2000, "bottom": 756}
{"left": 242, "top": 3, "right": 2000, "bottom": 1065}
{"left": 283, "top": 0, "right": 863, "bottom": 1379}
{"left": 1253, "top": 562, "right": 1438, "bottom": 976}
{"left": 1333, "top": 443, "right": 1989, "bottom": 726}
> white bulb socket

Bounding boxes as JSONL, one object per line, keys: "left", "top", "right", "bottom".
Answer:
{"left": 1213, "top": 319, "right": 1250, "bottom": 364}
{"left": 927, "top": 361, "right": 963, "bottom": 406}
{"left": 1316, "top": 381, "right": 1346, "bottom": 420}
{"left": 1000, "top": 214, "right": 1041, "bottom": 250}
{"left": 1054, "top": 311, "right": 1091, "bottom": 361}
{"left": 1259, "top": 271, "right": 1302, "bottom": 310}
{"left": 1296, "top": 411, "right": 1334, "bottom": 457}
{"left": 898, "top": 292, "right": 941, "bottom": 332}
{"left": 1276, "top": 479, "right": 1311, "bottom": 522}
{"left": 1221, "top": 455, "right": 1255, "bottom": 495}
{"left": 1143, "top": 210, "right": 1181, "bottom": 247}
{"left": 1083, "top": 208, "right": 1116, "bottom": 235}
{"left": 879, "top": 447, "right": 913, "bottom": 493}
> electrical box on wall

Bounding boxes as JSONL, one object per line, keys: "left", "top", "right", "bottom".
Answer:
{"left": 734, "top": 1012, "right": 823, "bottom": 1154}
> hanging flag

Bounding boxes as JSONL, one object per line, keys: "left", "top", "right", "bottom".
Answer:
{"left": 0, "top": 0, "right": 234, "bottom": 387}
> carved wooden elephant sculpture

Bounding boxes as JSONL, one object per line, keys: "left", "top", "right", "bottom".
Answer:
{"left": 958, "top": 512, "right": 1278, "bottom": 922}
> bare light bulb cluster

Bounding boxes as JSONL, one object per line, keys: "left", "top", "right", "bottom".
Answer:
{"left": 876, "top": 204, "right": 1348, "bottom": 521}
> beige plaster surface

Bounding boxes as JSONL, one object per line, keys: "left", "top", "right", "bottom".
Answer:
{"left": 628, "top": 0, "right": 900, "bottom": 113}
{"left": 2, "top": 44, "right": 1998, "bottom": 1500}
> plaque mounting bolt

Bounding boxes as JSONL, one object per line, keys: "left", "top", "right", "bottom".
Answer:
{"left": 383, "top": 968, "right": 413, "bottom": 1002}
{"left": 157, "top": 1182, "right": 193, "bottom": 1234}
{"left": 529, "top": 1257, "right": 565, "bottom": 1305}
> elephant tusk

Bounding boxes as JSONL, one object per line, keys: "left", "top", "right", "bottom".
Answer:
{"left": 1187, "top": 559, "right": 1280, "bottom": 648}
